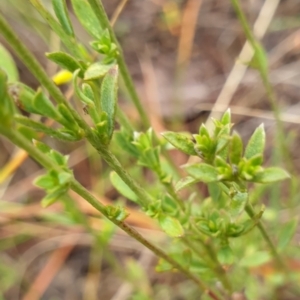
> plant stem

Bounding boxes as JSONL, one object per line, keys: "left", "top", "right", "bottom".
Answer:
{"left": 182, "top": 236, "right": 232, "bottom": 294}
{"left": 92, "top": 144, "right": 153, "bottom": 208}
{"left": 0, "top": 13, "right": 92, "bottom": 136}
{"left": 0, "top": 126, "right": 221, "bottom": 300}
{"left": 87, "top": 0, "right": 151, "bottom": 129}
{"left": 161, "top": 180, "right": 232, "bottom": 292}
{"left": 71, "top": 180, "right": 221, "bottom": 299}
{"left": 245, "top": 203, "right": 287, "bottom": 271}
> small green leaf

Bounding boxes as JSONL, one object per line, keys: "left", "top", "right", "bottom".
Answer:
{"left": 33, "top": 89, "right": 60, "bottom": 120}
{"left": 84, "top": 62, "right": 113, "bottom": 81}
{"left": 240, "top": 251, "right": 271, "bottom": 267}
{"left": 217, "top": 245, "right": 235, "bottom": 265}
{"left": 15, "top": 115, "right": 80, "bottom": 141}
{"left": 49, "top": 149, "right": 69, "bottom": 166}
{"left": 230, "top": 132, "right": 243, "bottom": 165}
{"left": 229, "top": 190, "right": 248, "bottom": 219}
{"left": 70, "top": 0, "right": 102, "bottom": 38}
{"left": 184, "top": 163, "right": 219, "bottom": 183}
{"left": 252, "top": 167, "right": 290, "bottom": 183}
{"left": 155, "top": 258, "right": 173, "bottom": 272}
{"left": 73, "top": 69, "right": 94, "bottom": 106}
{"left": 106, "top": 205, "right": 129, "bottom": 221}
{"left": 278, "top": 218, "right": 298, "bottom": 251}
{"left": 46, "top": 52, "right": 83, "bottom": 74}
{"left": 159, "top": 215, "right": 184, "bottom": 237}
{"left": 100, "top": 65, "right": 118, "bottom": 141}
{"left": 33, "top": 140, "right": 52, "bottom": 154}
{"left": 0, "top": 44, "right": 18, "bottom": 82}
{"left": 114, "top": 130, "right": 139, "bottom": 158}
{"left": 82, "top": 83, "right": 94, "bottom": 102}
{"left": 162, "top": 131, "right": 197, "bottom": 155}
{"left": 58, "top": 172, "right": 72, "bottom": 185}
{"left": 221, "top": 109, "right": 231, "bottom": 126}
{"left": 110, "top": 171, "right": 139, "bottom": 203}
{"left": 30, "top": 0, "right": 83, "bottom": 59}
{"left": 245, "top": 124, "right": 265, "bottom": 159}
{"left": 41, "top": 187, "right": 67, "bottom": 208}
{"left": 9, "top": 82, "right": 37, "bottom": 113}
{"left": 0, "top": 69, "right": 14, "bottom": 126}
{"left": 175, "top": 176, "right": 197, "bottom": 192}
{"left": 34, "top": 174, "right": 57, "bottom": 190}
{"left": 52, "top": 0, "right": 74, "bottom": 37}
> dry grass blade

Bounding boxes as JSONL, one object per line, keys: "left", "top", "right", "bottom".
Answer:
{"left": 111, "top": 0, "right": 129, "bottom": 27}
{"left": 176, "top": 0, "right": 203, "bottom": 68}
{"left": 205, "top": 0, "right": 280, "bottom": 129}
{"left": 22, "top": 235, "right": 80, "bottom": 300}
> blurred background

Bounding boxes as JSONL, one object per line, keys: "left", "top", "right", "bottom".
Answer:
{"left": 0, "top": 0, "right": 300, "bottom": 299}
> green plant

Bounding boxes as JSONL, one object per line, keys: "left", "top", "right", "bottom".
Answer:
{"left": 0, "top": 1, "right": 299, "bottom": 299}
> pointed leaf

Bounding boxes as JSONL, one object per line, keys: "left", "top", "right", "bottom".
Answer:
{"left": 46, "top": 51, "right": 82, "bottom": 74}
{"left": 159, "top": 215, "right": 184, "bottom": 237}
{"left": 184, "top": 163, "right": 219, "bottom": 183}
{"left": 34, "top": 174, "right": 57, "bottom": 190}
{"left": 175, "top": 176, "right": 197, "bottom": 192}
{"left": 278, "top": 218, "right": 298, "bottom": 251}
{"left": 110, "top": 172, "right": 138, "bottom": 203}
{"left": 30, "top": 0, "right": 83, "bottom": 58}
{"left": 229, "top": 191, "right": 248, "bottom": 219}
{"left": 100, "top": 65, "right": 118, "bottom": 141}
{"left": 217, "top": 245, "right": 235, "bottom": 265}
{"left": 221, "top": 109, "right": 231, "bottom": 126}
{"left": 252, "top": 167, "right": 290, "bottom": 183}
{"left": 52, "top": 0, "right": 74, "bottom": 37}
{"left": 33, "top": 89, "right": 60, "bottom": 120}
{"left": 245, "top": 124, "right": 265, "bottom": 159}
{"left": 84, "top": 62, "right": 113, "bottom": 81}
{"left": 0, "top": 44, "right": 18, "bottom": 82}
{"left": 41, "top": 187, "right": 67, "bottom": 208}
{"left": 70, "top": 0, "right": 102, "bottom": 38}
{"left": 230, "top": 132, "right": 243, "bottom": 165}
{"left": 240, "top": 251, "right": 271, "bottom": 267}
{"left": 162, "top": 131, "right": 196, "bottom": 155}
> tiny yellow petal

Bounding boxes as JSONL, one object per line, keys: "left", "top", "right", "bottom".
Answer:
{"left": 52, "top": 70, "right": 73, "bottom": 85}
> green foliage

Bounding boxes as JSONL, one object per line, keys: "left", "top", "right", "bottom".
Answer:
{"left": 0, "top": 2, "right": 297, "bottom": 299}
{"left": 46, "top": 51, "right": 84, "bottom": 75}
{"left": 52, "top": 0, "right": 74, "bottom": 37}
{"left": 70, "top": 0, "right": 102, "bottom": 39}
{"left": 0, "top": 44, "right": 18, "bottom": 82}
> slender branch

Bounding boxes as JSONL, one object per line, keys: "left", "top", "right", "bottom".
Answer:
{"left": 245, "top": 204, "right": 287, "bottom": 271}
{"left": 86, "top": 0, "right": 151, "bottom": 129}
{"left": 71, "top": 180, "right": 221, "bottom": 299}
{"left": 0, "top": 126, "right": 221, "bottom": 300}
{"left": 93, "top": 145, "right": 153, "bottom": 208}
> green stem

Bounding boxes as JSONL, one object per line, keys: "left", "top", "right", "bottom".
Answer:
{"left": 0, "top": 13, "right": 92, "bottom": 136}
{"left": 0, "top": 127, "right": 220, "bottom": 300}
{"left": 182, "top": 236, "right": 232, "bottom": 294}
{"left": 92, "top": 144, "right": 153, "bottom": 208}
{"left": 164, "top": 182, "right": 186, "bottom": 211}
{"left": 86, "top": 0, "right": 151, "bottom": 129}
{"left": 245, "top": 203, "right": 287, "bottom": 271}
{"left": 159, "top": 178, "right": 232, "bottom": 293}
